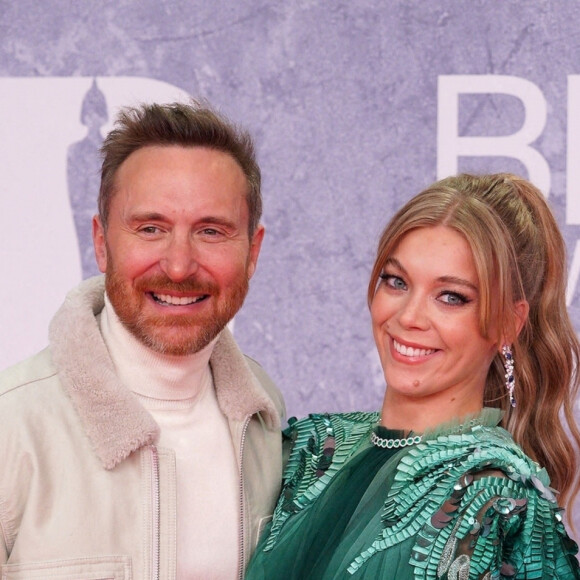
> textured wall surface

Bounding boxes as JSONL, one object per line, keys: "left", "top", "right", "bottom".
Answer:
{"left": 2, "top": 0, "right": 580, "bottom": 530}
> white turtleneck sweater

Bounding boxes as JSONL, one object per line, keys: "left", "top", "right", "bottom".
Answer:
{"left": 99, "top": 296, "right": 239, "bottom": 579}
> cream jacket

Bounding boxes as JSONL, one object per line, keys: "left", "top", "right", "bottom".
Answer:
{"left": 0, "top": 276, "right": 285, "bottom": 580}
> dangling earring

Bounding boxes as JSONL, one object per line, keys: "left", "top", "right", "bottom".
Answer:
{"left": 502, "top": 345, "right": 516, "bottom": 407}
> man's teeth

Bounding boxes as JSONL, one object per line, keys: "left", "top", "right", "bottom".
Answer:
{"left": 393, "top": 340, "right": 435, "bottom": 357}
{"left": 153, "top": 293, "right": 204, "bottom": 306}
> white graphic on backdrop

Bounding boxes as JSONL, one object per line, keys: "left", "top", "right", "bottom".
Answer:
{"left": 0, "top": 77, "right": 190, "bottom": 369}
{"left": 438, "top": 75, "right": 550, "bottom": 196}
{"left": 437, "top": 74, "right": 580, "bottom": 308}
{"left": 3, "top": 74, "right": 580, "bottom": 372}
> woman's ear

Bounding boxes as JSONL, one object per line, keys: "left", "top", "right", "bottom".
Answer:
{"left": 513, "top": 300, "right": 529, "bottom": 338}
{"left": 500, "top": 299, "right": 529, "bottom": 346}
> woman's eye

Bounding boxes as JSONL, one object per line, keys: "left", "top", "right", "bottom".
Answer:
{"left": 439, "top": 292, "right": 468, "bottom": 306}
{"left": 380, "top": 273, "right": 407, "bottom": 290}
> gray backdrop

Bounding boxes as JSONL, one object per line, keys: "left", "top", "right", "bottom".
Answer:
{"left": 2, "top": 0, "right": 580, "bottom": 530}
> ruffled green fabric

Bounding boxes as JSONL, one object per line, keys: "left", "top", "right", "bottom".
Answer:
{"left": 264, "top": 411, "right": 380, "bottom": 552}
{"left": 246, "top": 409, "right": 580, "bottom": 579}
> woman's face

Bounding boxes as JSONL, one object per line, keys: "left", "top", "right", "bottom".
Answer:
{"left": 371, "top": 225, "right": 498, "bottom": 416}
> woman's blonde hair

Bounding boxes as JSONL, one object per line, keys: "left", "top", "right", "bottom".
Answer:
{"left": 368, "top": 173, "right": 580, "bottom": 507}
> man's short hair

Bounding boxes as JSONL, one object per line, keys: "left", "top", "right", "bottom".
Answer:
{"left": 98, "top": 100, "right": 262, "bottom": 235}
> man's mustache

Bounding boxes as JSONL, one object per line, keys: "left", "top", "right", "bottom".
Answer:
{"left": 134, "top": 276, "right": 219, "bottom": 295}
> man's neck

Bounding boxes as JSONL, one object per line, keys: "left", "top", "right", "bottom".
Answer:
{"left": 99, "top": 293, "right": 217, "bottom": 401}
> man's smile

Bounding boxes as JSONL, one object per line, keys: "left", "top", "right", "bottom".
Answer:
{"left": 150, "top": 292, "right": 209, "bottom": 306}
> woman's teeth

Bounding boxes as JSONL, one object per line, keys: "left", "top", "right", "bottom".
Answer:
{"left": 393, "top": 340, "right": 435, "bottom": 357}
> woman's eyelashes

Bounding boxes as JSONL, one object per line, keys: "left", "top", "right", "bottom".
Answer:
{"left": 379, "top": 272, "right": 472, "bottom": 306}
{"left": 379, "top": 272, "right": 407, "bottom": 290}
{"left": 437, "top": 291, "right": 471, "bottom": 306}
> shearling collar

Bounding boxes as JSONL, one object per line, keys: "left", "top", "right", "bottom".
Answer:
{"left": 49, "top": 275, "right": 281, "bottom": 469}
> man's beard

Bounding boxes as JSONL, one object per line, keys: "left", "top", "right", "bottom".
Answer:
{"left": 105, "top": 269, "right": 249, "bottom": 356}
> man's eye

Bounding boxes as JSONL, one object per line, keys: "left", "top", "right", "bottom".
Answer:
{"left": 140, "top": 226, "right": 160, "bottom": 234}
{"left": 200, "top": 228, "right": 228, "bottom": 238}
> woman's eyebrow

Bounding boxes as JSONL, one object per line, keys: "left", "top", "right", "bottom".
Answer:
{"left": 385, "top": 257, "right": 478, "bottom": 292}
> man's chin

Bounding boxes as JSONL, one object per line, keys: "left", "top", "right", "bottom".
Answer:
{"left": 141, "top": 338, "right": 214, "bottom": 356}
{"left": 132, "top": 324, "right": 225, "bottom": 356}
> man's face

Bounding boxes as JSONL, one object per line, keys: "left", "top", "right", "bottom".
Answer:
{"left": 93, "top": 145, "right": 264, "bottom": 356}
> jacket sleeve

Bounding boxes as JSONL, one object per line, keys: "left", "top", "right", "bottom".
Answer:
{"left": 0, "top": 512, "right": 7, "bottom": 565}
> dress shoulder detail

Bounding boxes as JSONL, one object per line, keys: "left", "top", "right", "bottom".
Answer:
{"left": 350, "top": 425, "right": 579, "bottom": 578}
{"left": 265, "top": 411, "right": 378, "bottom": 550}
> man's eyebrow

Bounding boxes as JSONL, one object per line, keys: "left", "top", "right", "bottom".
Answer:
{"left": 195, "top": 216, "right": 238, "bottom": 228}
{"left": 127, "top": 212, "right": 237, "bottom": 228}
{"left": 128, "top": 211, "right": 164, "bottom": 221}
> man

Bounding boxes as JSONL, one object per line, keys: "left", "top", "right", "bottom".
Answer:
{"left": 0, "top": 101, "right": 285, "bottom": 579}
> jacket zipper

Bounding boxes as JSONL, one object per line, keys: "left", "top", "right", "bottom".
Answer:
{"left": 237, "top": 416, "right": 251, "bottom": 580}
{"left": 150, "top": 445, "right": 161, "bottom": 580}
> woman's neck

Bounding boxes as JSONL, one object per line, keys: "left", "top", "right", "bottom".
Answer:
{"left": 379, "top": 388, "right": 484, "bottom": 432}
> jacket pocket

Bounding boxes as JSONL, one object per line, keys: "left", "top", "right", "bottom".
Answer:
{"left": 1, "top": 555, "right": 131, "bottom": 579}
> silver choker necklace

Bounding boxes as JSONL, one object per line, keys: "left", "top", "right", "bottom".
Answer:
{"left": 371, "top": 417, "right": 482, "bottom": 450}
{"left": 370, "top": 432, "right": 421, "bottom": 449}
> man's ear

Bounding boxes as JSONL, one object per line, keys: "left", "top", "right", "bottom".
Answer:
{"left": 92, "top": 215, "right": 108, "bottom": 273}
{"left": 247, "top": 224, "right": 265, "bottom": 280}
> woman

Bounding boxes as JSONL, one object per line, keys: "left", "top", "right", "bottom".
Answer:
{"left": 246, "top": 174, "right": 580, "bottom": 579}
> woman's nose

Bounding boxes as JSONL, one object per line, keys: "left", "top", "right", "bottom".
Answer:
{"left": 398, "top": 293, "right": 429, "bottom": 330}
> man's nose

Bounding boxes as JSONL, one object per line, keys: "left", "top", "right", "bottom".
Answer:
{"left": 159, "top": 235, "right": 199, "bottom": 282}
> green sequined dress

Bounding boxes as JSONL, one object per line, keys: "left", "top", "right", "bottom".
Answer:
{"left": 246, "top": 408, "right": 579, "bottom": 579}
